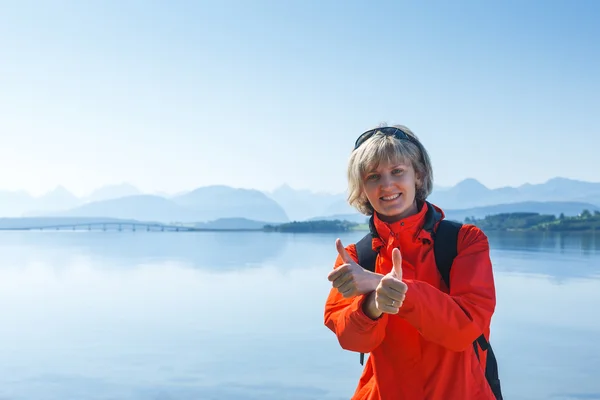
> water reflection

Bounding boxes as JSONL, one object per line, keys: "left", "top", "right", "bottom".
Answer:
{"left": 0, "top": 230, "right": 598, "bottom": 400}
{"left": 0, "top": 238, "right": 357, "bottom": 400}
{"left": 0, "top": 231, "right": 288, "bottom": 272}
{"left": 485, "top": 231, "right": 600, "bottom": 280}
{"left": 486, "top": 230, "right": 600, "bottom": 255}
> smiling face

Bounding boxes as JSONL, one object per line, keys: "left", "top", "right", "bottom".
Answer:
{"left": 346, "top": 126, "right": 434, "bottom": 220}
{"left": 362, "top": 158, "right": 421, "bottom": 222}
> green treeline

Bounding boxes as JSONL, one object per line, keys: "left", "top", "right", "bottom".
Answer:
{"left": 467, "top": 209, "right": 600, "bottom": 231}
{"left": 261, "top": 209, "right": 600, "bottom": 233}
{"left": 263, "top": 219, "right": 359, "bottom": 233}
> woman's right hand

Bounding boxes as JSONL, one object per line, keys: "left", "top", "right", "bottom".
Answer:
{"left": 327, "top": 239, "right": 383, "bottom": 298}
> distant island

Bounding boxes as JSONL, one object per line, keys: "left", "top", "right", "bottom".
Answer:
{"left": 262, "top": 209, "right": 600, "bottom": 233}
{"left": 466, "top": 209, "right": 600, "bottom": 232}
{"left": 263, "top": 219, "right": 363, "bottom": 233}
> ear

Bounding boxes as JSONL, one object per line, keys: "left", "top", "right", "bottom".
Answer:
{"left": 414, "top": 170, "right": 422, "bottom": 186}
{"left": 414, "top": 171, "right": 424, "bottom": 196}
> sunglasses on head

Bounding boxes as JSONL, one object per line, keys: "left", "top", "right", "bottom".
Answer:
{"left": 353, "top": 126, "right": 416, "bottom": 150}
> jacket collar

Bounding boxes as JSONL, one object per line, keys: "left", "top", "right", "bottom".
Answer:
{"left": 367, "top": 200, "right": 444, "bottom": 250}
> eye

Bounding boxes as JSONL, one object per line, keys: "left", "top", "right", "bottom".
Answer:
{"left": 366, "top": 173, "right": 379, "bottom": 181}
{"left": 392, "top": 168, "right": 404, "bottom": 174}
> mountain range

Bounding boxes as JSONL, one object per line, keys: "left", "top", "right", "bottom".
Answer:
{"left": 0, "top": 177, "right": 599, "bottom": 227}
{"left": 428, "top": 177, "right": 600, "bottom": 209}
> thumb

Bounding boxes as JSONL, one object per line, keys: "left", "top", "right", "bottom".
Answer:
{"left": 391, "top": 247, "right": 403, "bottom": 280}
{"left": 336, "top": 238, "right": 353, "bottom": 264}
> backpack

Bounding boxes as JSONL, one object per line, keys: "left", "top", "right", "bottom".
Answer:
{"left": 354, "top": 202, "right": 503, "bottom": 399}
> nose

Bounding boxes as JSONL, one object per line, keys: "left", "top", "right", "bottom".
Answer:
{"left": 379, "top": 173, "right": 393, "bottom": 189}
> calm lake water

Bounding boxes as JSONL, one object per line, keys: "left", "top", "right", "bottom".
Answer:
{"left": 0, "top": 230, "right": 599, "bottom": 400}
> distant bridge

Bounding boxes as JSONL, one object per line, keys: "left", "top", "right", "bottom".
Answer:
{"left": 1, "top": 222, "right": 201, "bottom": 232}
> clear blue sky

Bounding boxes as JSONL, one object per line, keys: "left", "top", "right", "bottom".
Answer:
{"left": 0, "top": 0, "right": 597, "bottom": 196}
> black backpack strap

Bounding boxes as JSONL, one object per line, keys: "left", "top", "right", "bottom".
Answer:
{"left": 485, "top": 343, "right": 503, "bottom": 399}
{"left": 356, "top": 233, "right": 377, "bottom": 272}
{"left": 432, "top": 219, "right": 462, "bottom": 289}
{"left": 356, "top": 214, "right": 379, "bottom": 273}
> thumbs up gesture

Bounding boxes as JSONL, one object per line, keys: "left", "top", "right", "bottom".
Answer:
{"left": 374, "top": 247, "right": 408, "bottom": 314}
{"left": 327, "top": 238, "right": 382, "bottom": 298}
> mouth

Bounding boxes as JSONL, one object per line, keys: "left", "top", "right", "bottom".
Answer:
{"left": 380, "top": 193, "right": 401, "bottom": 201}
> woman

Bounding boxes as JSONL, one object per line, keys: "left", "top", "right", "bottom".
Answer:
{"left": 324, "top": 125, "right": 498, "bottom": 399}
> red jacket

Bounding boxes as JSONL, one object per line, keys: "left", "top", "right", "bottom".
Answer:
{"left": 324, "top": 202, "right": 497, "bottom": 399}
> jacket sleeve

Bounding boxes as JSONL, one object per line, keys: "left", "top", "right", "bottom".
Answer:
{"left": 396, "top": 224, "right": 496, "bottom": 352}
{"left": 323, "top": 243, "right": 389, "bottom": 353}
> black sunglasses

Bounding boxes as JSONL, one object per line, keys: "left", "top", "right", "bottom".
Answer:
{"left": 353, "top": 127, "right": 416, "bottom": 150}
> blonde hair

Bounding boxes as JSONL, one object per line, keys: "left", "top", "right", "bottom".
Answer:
{"left": 347, "top": 124, "right": 434, "bottom": 215}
